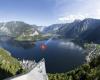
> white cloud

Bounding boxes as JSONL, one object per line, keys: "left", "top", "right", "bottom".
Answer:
{"left": 58, "top": 14, "right": 89, "bottom": 22}
{"left": 95, "top": 9, "right": 100, "bottom": 18}
{"left": 55, "top": 0, "right": 100, "bottom": 23}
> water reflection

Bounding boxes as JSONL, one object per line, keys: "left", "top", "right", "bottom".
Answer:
{"left": 1, "top": 40, "right": 36, "bottom": 49}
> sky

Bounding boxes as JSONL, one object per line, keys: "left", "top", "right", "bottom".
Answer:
{"left": 0, "top": 0, "right": 100, "bottom": 26}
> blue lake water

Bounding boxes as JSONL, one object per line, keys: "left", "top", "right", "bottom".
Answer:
{"left": 0, "top": 39, "right": 86, "bottom": 73}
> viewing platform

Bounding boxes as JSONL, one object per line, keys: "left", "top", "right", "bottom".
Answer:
{"left": 4, "top": 59, "right": 48, "bottom": 80}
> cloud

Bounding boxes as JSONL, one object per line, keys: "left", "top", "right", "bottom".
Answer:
{"left": 95, "top": 9, "right": 100, "bottom": 18}
{"left": 58, "top": 14, "right": 88, "bottom": 22}
{"left": 55, "top": 0, "right": 100, "bottom": 23}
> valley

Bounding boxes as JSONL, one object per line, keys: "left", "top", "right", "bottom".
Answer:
{"left": 0, "top": 18, "right": 100, "bottom": 80}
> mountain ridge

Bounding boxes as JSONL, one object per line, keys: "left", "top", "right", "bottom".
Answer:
{"left": 57, "top": 18, "right": 100, "bottom": 43}
{"left": 0, "top": 21, "right": 39, "bottom": 37}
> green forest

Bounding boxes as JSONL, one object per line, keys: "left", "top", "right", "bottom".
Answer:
{"left": 0, "top": 48, "right": 23, "bottom": 80}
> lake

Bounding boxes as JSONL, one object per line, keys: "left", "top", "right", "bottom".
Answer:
{"left": 0, "top": 39, "right": 86, "bottom": 73}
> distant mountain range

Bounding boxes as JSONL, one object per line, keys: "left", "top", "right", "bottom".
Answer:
{"left": 0, "top": 18, "right": 100, "bottom": 43}
{"left": 42, "top": 24, "right": 65, "bottom": 33}
{"left": 57, "top": 18, "right": 100, "bottom": 43}
{"left": 41, "top": 18, "right": 100, "bottom": 43}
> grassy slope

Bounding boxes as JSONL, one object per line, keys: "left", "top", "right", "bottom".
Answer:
{"left": 0, "top": 48, "right": 23, "bottom": 79}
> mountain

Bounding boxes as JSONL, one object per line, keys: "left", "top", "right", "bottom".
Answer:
{"left": 0, "top": 21, "right": 39, "bottom": 37}
{"left": 42, "top": 24, "right": 65, "bottom": 33}
{"left": 32, "top": 25, "right": 46, "bottom": 32}
{"left": 1, "top": 18, "right": 100, "bottom": 43}
{"left": 58, "top": 18, "right": 100, "bottom": 43}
